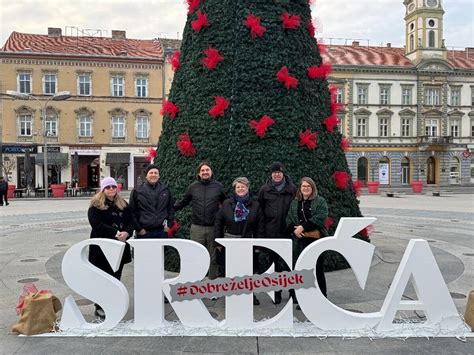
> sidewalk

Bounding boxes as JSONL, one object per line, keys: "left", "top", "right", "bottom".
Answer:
{"left": 0, "top": 194, "right": 473, "bottom": 353}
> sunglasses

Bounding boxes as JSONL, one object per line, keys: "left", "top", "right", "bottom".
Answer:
{"left": 104, "top": 185, "right": 117, "bottom": 190}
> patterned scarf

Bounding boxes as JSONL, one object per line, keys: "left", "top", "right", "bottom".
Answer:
{"left": 234, "top": 194, "right": 250, "bottom": 222}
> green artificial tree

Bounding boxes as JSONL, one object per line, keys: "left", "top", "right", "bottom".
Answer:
{"left": 155, "top": 0, "right": 369, "bottom": 271}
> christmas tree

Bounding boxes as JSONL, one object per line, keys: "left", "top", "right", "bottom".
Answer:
{"left": 155, "top": 0, "right": 368, "bottom": 271}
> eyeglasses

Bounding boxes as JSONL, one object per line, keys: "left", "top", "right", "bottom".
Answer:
{"left": 301, "top": 185, "right": 312, "bottom": 189}
{"left": 104, "top": 185, "right": 117, "bottom": 190}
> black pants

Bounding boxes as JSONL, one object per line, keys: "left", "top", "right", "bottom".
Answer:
{"left": 0, "top": 192, "right": 8, "bottom": 205}
{"left": 299, "top": 237, "right": 327, "bottom": 297}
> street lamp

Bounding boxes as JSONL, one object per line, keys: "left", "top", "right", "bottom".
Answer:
{"left": 6, "top": 90, "right": 71, "bottom": 198}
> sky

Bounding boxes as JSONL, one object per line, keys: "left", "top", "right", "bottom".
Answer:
{"left": 0, "top": 0, "right": 473, "bottom": 49}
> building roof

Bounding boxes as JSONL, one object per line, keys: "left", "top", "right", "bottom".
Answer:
{"left": 322, "top": 44, "right": 474, "bottom": 70}
{"left": 1, "top": 31, "right": 164, "bottom": 59}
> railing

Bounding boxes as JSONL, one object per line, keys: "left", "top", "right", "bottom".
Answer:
{"left": 416, "top": 136, "right": 453, "bottom": 145}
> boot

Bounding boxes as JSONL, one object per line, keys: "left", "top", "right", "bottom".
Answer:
{"left": 253, "top": 295, "right": 260, "bottom": 305}
{"left": 274, "top": 291, "right": 282, "bottom": 305}
{"left": 94, "top": 304, "right": 105, "bottom": 319}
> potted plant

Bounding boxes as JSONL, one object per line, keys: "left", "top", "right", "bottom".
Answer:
{"left": 411, "top": 164, "right": 423, "bottom": 193}
{"left": 367, "top": 167, "right": 380, "bottom": 193}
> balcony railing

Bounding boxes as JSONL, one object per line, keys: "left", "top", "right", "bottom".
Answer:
{"left": 416, "top": 136, "right": 453, "bottom": 145}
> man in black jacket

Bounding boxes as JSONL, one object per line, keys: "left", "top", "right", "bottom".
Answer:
{"left": 129, "top": 164, "right": 175, "bottom": 239}
{"left": 0, "top": 176, "right": 9, "bottom": 206}
{"left": 174, "top": 161, "right": 226, "bottom": 280}
{"left": 258, "top": 162, "right": 296, "bottom": 304}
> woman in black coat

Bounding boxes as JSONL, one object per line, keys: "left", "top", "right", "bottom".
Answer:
{"left": 88, "top": 177, "right": 135, "bottom": 318}
{"left": 214, "top": 177, "right": 265, "bottom": 305}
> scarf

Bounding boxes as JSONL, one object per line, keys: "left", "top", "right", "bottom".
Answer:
{"left": 272, "top": 177, "right": 286, "bottom": 192}
{"left": 234, "top": 194, "right": 250, "bottom": 222}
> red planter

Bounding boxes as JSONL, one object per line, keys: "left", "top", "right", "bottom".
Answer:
{"left": 7, "top": 184, "right": 16, "bottom": 199}
{"left": 51, "top": 184, "right": 66, "bottom": 198}
{"left": 411, "top": 180, "right": 423, "bottom": 193}
{"left": 367, "top": 181, "right": 380, "bottom": 194}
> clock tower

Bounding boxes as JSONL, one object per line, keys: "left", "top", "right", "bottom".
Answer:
{"left": 403, "top": 0, "right": 447, "bottom": 63}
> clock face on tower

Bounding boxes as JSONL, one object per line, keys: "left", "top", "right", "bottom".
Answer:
{"left": 426, "top": 0, "right": 437, "bottom": 7}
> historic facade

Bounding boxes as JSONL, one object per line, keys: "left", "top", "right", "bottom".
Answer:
{"left": 327, "top": 0, "right": 473, "bottom": 186}
{"left": 0, "top": 28, "right": 174, "bottom": 189}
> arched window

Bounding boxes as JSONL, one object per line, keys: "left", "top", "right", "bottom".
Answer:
{"left": 379, "top": 156, "right": 390, "bottom": 185}
{"left": 401, "top": 157, "right": 410, "bottom": 185}
{"left": 410, "top": 34, "right": 414, "bottom": 51}
{"left": 357, "top": 157, "right": 368, "bottom": 184}
{"left": 428, "top": 30, "right": 435, "bottom": 48}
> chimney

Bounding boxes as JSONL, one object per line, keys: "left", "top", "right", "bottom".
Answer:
{"left": 112, "top": 30, "right": 126, "bottom": 40}
{"left": 352, "top": 41, "right": 359, "bottom": 47}
{"left": 386, "top": 43, "right": 392, "bottom": 48}
{"left": 48, "top": 27, "right": 62, "bottom": 37}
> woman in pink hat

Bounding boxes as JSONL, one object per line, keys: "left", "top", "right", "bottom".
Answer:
{"left": 87, "top": 177, "right": 136, "bottom": 319}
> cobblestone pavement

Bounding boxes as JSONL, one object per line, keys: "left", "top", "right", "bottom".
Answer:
{"left": 0, "top": 193, "right": 473, "bottom": 354}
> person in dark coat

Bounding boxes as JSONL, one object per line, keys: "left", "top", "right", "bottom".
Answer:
{"left": 0, "top": 176, "right": 9, "bottom": 206}
{"left": 88, "top": 177, "right": 135, "bottom": 319}
{"left": 214, "top": 177, "right": 265, "bottom": 305}
{"left": 174, "top": 161, "right": 227, "bottom": 280}
{"left": 258, "top": 162, "right": 296, "bottom": 304}
{"left": 286, "top": 177, "right": 329, "bottom": 305}
{"left": 129, "top": 164, "right": 175, "bottom": 239}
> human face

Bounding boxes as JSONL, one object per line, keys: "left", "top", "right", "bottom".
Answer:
{"left": 146, "top": 168, "right": 160, "bottom": 184}
{"left": 271, "top": 170, "right": 284, "bottom": 183}
{"left": 234, "top": 182, "right": 249, "bottom": 198}
{"left": 300, "top": 182, "right": 313, "bottom": 199}
{"left": 103, "top": 185, "right": 117, "bottom": 200}
{"left": 198, "top": 165, "right": 212, "bottom": 181}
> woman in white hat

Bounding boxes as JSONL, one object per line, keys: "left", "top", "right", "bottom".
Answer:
{"left": 87, "top": 177, "right": 135, "bottom": 319}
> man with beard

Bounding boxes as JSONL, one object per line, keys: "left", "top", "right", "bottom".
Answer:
{"left": 174, "top": 161, "right": 227, "bottom": 280}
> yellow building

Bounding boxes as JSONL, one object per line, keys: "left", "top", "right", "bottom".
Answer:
{"left": 0, "top": 28, "right": 174, "bottom": 190}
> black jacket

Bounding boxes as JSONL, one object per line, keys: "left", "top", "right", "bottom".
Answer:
{"left": 0, "top": 180, "right": 7, "bottom": 193}
{"left": 258, "top": 175, "right": 296, "bottom": 238}
{"left": 129, "top": 181, "right": 175, "bottom": 231}
{"left": 174, "top": 178, "right": 227, "bottom": 226}
{"left": 88, "top": 199, "right": 135, "bottom": 271}
{"left": 214, "top": 196, "right": 265, "bottom": 240}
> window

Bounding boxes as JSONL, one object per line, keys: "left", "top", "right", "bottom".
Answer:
{"left": 410, "top": 34, "right": 414, "bottom": 51}
{"left": 471, "top": 87, "right": 474, "bottom": 106}
{"left": 379, "top": 117, "right": 389, "bottom": 137}
{"left": 450, "top": 119, "right": 460, "bottom": 137}
{"left": 428, "top": 30, "right": 435, "bottom": 48}
{"left": 136, "top": 116, "right": 149, "bottom": 138}
{"left": 111, "top": 76, "right": 124, "bottom": 97}
{"left": 112, "top": 116, "right": 125, "bottom": 138}
{"left": 402, "top": 87, "right": 412, "bottom": 105}
{"left": 78, "top": 74, "right": 91, "bottom": 96}
{"left": 45, "top": 115, "right": 57, "bottom": 137}
{"left": 425, "top": 87, "right": 440, "bottom": 105}
{"left": 136, "top": 78, "right": 148, "bottom": 98}
{"left": 19, "top": 114, "right": 32, "bottom": 136}
{"left": 17, "top": 72, "right": 32, "bottom": 94}
{"left": 335, "top": 87, "right": 343, "bottom": 104}
{"left": 43, "top": 73, "right": 57, "bottom": 94}
{"left": 450, "top": 87, "right": 461, "bottom": 106}
{"left": 356, "top": 117, "right": 367, "bottom": 137}
{"left": 401, "top": 118, "right": 411, "bottom": 137}
{"left": 379, "top": 86, "right": 390, "bottom": 105}
{"left": 425, "top": 119, "right": 438, "bottom": 137}
{"left": 357, "top": 85, "right": 368, "bottom": 105}
{"left": 471, "top": 120, "right": 474, "bottom": 136}
{"left": 79, "top": 116, "right": 93, "bottom": 137}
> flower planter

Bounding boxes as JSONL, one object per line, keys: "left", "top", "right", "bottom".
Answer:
{"left": 367, "top": 181, "right": 380, "bottom": 194}
{"left": 7, "top": 184, "right": 16, "bottom": 199}
{"left": 411, "top": 180, "right": 423, "bottom": 193}
{"left": 51, "top": 184, "right": 66, "bottom": 198}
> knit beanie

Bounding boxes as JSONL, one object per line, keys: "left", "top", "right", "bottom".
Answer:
{"left": 100, "top": 177, "right": 117, "bottom": 191}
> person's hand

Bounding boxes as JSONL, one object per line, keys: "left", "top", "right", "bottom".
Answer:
{"left": 216, "top": 246, "right": 222, "bottom": 252}
{"left": 138, "top": 229, "right": 146, "bottom": 236}
{"left": 117, "top": 231, "right": 128, "bottom": 242}
{"left": 164, "top": 226, "right": 170, "bottom": 233}
{"left": 294, "top": 225, "right": 304, "bottom": 238}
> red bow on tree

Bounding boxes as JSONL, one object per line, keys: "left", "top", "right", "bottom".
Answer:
{"left": 341, "top": 137, "right": 350, "bottom": 152}
{"left": 332, "top": 171, "right": 350, "bottom": 189}
{"left": 244, "top": 14, "right": 266, "bottom": 38}
{"left": 146, "top": 147, "right": 157, "bottom": 162}
{"left": 353, "top": 180, "right": 363, "bottom": 198}
{"left": 299, "top": 129, "right": 318, "bottom": 149}
{"left": 187, "top": 0, "right": 200, "bottom": 14}
{"left": 168, "top": 50, "right": 180, "bottom": 72}
{"left": 318, "top": 43, "right": 326, "bottom": 55}
{"left": 202, "top": 47, "right": 224, "bottom": 69}
{"left": 249, "top": 115, "right": 275, "bottom": 138}
{"left": 209, "top": 96, "right": 230, "bottom": 118}
{"left": 360, "top": 225, "right": 374, "bottom": 239}
{"left": 177, "top": 132, "right": 197, "bottom": 157}
{"left": 325, "top": 216, "right": 334, "bottom": 232}
{"left": 323, "top": 113, "right": 339, "bottom": 133}
{"left": 307, "top": 19, "right": 315, "bottom": 37}
{"left": 307, "top": 64, "right": 332, "bottom": 79}
{"left": 281, "top": 12, "right": 301, "bottom": 29}
{"left": 276, "top": 66, "right": 298, "bottom": 90}
{"left": 192, "top": 11, "right": 209, "bottom": 33}
{"left": 167, "top": 221, "right": 180, "bottom": 237}
{"left": 161, "top": 100, "right": 180, "bottom": 120}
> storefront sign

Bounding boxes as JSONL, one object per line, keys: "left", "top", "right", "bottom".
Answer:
{"left": 69, "top": 146, "right": 101, "bottom": 155}
{"left": 59, "top": 218, "right": 466, "bottom": 335}
{"left": 379, "top": 163, "right": 389, "bottom": 184}
{"left": 2, "top": 145, "right": 37, "bottom": 154}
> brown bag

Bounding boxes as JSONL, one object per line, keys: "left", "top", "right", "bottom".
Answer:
{"left": 302, "top": 229, "right": 321, "bottom": 239}
{"left": 11, "top": 292, "right": 62, "bottom": 335}
{"left": 465, "top": 290, "right": 474, "bottom": 331}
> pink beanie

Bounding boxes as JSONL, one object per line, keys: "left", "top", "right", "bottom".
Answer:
{"left": 100, "top": 177, "right": 117, "bottom": 191}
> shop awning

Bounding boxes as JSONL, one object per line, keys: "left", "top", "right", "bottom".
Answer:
{"left": 106, "top": 153, "right": 130, "bottom": 165}
{"left": 36, "top": 153, "right": 69, "bottom": 166}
